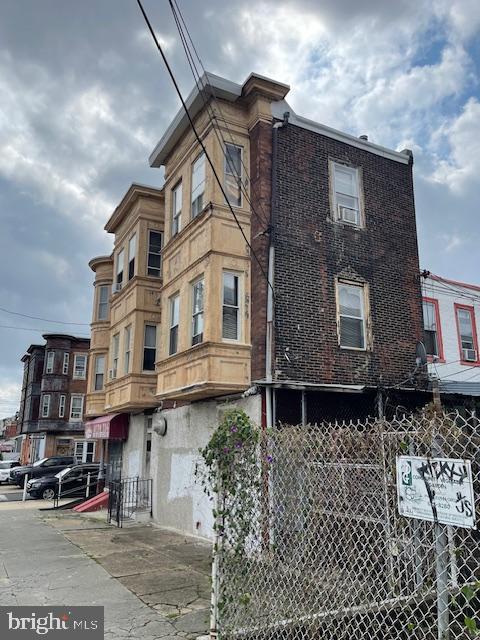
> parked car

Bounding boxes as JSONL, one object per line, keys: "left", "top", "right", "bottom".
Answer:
{"left": 9, "top": 456, "right": 76, "bottom": 487}
{"left": 26, "top": 464, "right": 100, "bottom": 500}
{"left": 0, "top": 460, "right": 20, "bottom": 484}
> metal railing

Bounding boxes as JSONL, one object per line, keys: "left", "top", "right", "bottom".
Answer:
{"left": 52, "top": 472, "right": 97, "bottom": 508}
{"left": 107, "top": 477, "right": 153, "bottom": 527}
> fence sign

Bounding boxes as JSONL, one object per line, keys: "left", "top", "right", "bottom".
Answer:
{"left": 396, "top": 455, "right": 476, "bottom": 529}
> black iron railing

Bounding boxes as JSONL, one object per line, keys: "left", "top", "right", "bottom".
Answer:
{"left": 107, "top": 477, "right": 153, "bottom": 527}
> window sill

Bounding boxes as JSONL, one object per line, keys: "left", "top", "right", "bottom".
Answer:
{"left": 459, "top": 360, "right": 480, "bottom": 368}
{"left": 339, "top": 345, "right": 368, "bottom": 352}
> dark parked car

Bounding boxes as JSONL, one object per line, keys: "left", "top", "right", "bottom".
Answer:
{"left": 9, "top": 456, "right": 76, "bottom": 487}
{"left": 26, "top": 464, "right": 100, "bottom": 500}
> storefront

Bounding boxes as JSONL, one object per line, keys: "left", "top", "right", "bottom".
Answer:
{"left": 85, "top": 413, "right": 128, "bottom": 484}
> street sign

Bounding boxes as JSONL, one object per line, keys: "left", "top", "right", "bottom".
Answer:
{"left": 396, "top": 455, "right": 476, "bottom": 529}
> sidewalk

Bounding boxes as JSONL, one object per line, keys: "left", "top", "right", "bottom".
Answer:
{"left": 0, "top": 509, "right": 210, "bottom": 639}
{"left": 44, "top": 511, "right": 212, "bottom": 638}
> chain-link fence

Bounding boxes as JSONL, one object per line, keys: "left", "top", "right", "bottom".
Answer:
{"left": 213, "top": 410, "right": 480, "bottom": 640}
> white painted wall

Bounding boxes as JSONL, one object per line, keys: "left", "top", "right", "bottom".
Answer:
{"left": 151, "top": 394, "right": 262, "bottom": 540}
{"left": 122, "top": 413, "right": 147, "bottom": 479}
{"left": 422, "top": 276, "right": 480, "bottom": 382}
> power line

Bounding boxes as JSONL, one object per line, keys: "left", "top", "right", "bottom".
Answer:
{"left": 169, "top": 0, "right": 271, "bottom": 229}
{"left": 0, "top": 306, "right": 90, "bottom": 326}
{"left": 0, "top": 324, "right": 90, "bottom": 337}
{"left": 136, "top": 0, "right": 274, "bottom": 297}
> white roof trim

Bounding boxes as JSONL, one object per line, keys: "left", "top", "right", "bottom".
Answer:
{"left": 271, "top": 101, "right": 411, "bottom": 164}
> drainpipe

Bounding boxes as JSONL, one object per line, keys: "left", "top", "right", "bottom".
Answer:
{"left": 266, "top": 112, "right": 289, "bottom": 429}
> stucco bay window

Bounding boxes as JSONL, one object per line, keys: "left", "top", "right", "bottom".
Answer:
{"left": 147, "top": 230, "right": 163, "bottom": 277}
{"left": 337, "top": 281, "right": 367, "bottom": 350}
{"left": 97, "top": 285, "right": 109, "bottom": 320}
{"left": 115, "top": 248, "right": 124, "bottom": 292}
{"left": 111, "top": 334, "right": 119, "bottom": 379}
{"left": 169, "top": 295, "right": 180, "bottom": 355}
{"left": 172, "top": 181, "right": 182, "bottom": 236}
{"left": 94, "top": 355, "right": 105, "bottom": 391}
{"left": 143, "top": 324, "right": 157, "bottom": 371}
{"left": 128, "top": 233, "right": 136, "bottom": 280}
{"left": 191, "top": 152, "right": 206, "bottom": 218}
{"left": 224, "top": 143, "right": 242, "bottom": 207}
{"left": 124, "top": 325, "right": 132, "bottom": 374}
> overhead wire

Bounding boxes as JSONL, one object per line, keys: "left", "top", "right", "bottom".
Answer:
{"left": 169, "top": 0, "right": 272, "bottom": 230}
{"left": 0, "top": 306, "right": 90, "bottom": 326}
{"left": 0, "top": 324, "right": 90, "bottom": 337}
{"left": 135, "top": 0, "right": 274, "bottom": 296}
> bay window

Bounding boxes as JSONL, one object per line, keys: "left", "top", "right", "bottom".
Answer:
{"left": 192, "top": 278, "right": 204, "bottom": 345}
{"left": 222, "top": 272, "right": 240, "bottom": 340}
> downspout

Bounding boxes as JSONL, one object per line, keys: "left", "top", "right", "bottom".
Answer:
{"left": 266, "top": 111, "right": 290, "bottom": 430}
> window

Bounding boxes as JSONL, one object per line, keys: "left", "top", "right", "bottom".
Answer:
{"left": 191, "top": 153, "right": 206, "bottom": 218}
{"left": 147, "top": 230, "right": 163, "bottom": 277}
{"left": 73, "top": 354, "right": 87, "bottom": 379}
{"left": 422, "top": 298, "right": 443, "bottom": 359}
{"left": 75, "top": 440, "right": 95, "bottom": 463}
{"left": 97, "top": 285, "right": 109, "bottom": 320}
{"left": 172, "top": 181, "right": 182, "bottom": 236}
{"left": 111, "top": 334, "right": 119, "bottom": 379}
{"left": 455, "top": 305, "right": 478, "bottom": 363}
{"left": 143, "top": 325, "right": 157, "bottom": 371}
{"left": 94, "top": 355, "right": 105, "bottom": 391}
{"left": 337, "top": 282, "right": 366, "bottom": 349}
{"left": 62, "top": 352, "right": 69, "bottom": 375}
{"left": 128, "top": 233, "right": 136, "bottom": 281}
{"left": 59, "top": 395, "right": 66, "bottom": 418}
{"left": 124, "top": 325, "right": 132, "bottom": 374}
{"left": 70, "top": 395, "right": 84, "bottom": 421}
{"left": 46, "top": 351, "right": 54, "bottom": 374}
{"left": 41, "top": 394, "right": 50, "bottom": 418}
{"left": 169, "top": 295, "right": 180, "bottom": 355}
{"left": 224, "top": 143, "right": 242, "bottom": 207}
{"left": 192, "top": 278, "right": 204, "bottom": 345}
{"left": 222, "top": 272, "right": 240, "bottom": 340}
{"left": 115, "top": 248, "right": 124, "bottom": 291}
{"left": 332, "top": 163, "right": 361, "bottom": 226}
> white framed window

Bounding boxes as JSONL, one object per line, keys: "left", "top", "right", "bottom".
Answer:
{"left": 191, "top": 153, "right": 206, "bottom": 218}
{"left": 224, "top": 143, "right": 242, "bottom": 207}
{"left": 143, "top": 325, "right": 157, "bottom": 371}
{"left": 59, "top": 394, "right": 66, "bottom": 418}
{"left": 192, "top": 278, "right": 204, "bottom": 346}
{"left": 94, "top": 355, "right": 105, "bottom": 391}
{"left": 124, "top": 325, "right": 132, "bottom": 374}
{"left": 423, "top": 299, "right": 440, "bottom": 358}
{"left": 172, "top": 181, "right": 182, "bottom": 236}
{"left": 75, "top": 440, "right": 95, "bottom": 463}
{"left": 111, "top": 334, "right": 119, "bottom": 379}
{"left": 62, "top": 352, "right": 69, "bottom": 375}
{"left": 332, "top": 162, "right": 361, "bottom": 226}
{"left": 455, "top": 305, "right": 478, "bottom": 362}
{"left": 222, "top": 272, "right": 240, "bottom": 340}
{"left": 169, "top": 295, "right": 180, "bottom": 355}
{"left": 128, "top": 233, "right": 136, "bottom": 281}
{"left": 97, "top": 285, "right": 109, "bottom": 320}
{"left": 46, "top": 351, "right": 55, "bottom": 374}
{"left": 41, "top": 394, "right": 51, "bottom": 418}
{"left": 147, "top": 230, "right": 163, "bottom": 277}
{"left": 73, "top": 354, "right": 87, "bottom": 379}
{"left": 115, "top": 248, "right": 124, "bottom": 292}
{"left": 70, "top": 395, "right": 84, "bottom": 421}
{"left": 337, "top": 281, "right": 367, "bottom": 350}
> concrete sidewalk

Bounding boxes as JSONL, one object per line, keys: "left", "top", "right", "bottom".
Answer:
{"left": 0, "top": 509, "right": 210, "bottom": 639}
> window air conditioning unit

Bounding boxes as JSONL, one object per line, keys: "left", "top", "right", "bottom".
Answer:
{"left": 338, "top": 204, "right": 358, "bottom": 225}
{"left": 113, "top": 282, "right": 122, "bottom": 293}
{"left": 462, "top": 348, "right": 477, "bottom": 362}
{"left": 108, "top": 369, "right": 114, "bottom": 380}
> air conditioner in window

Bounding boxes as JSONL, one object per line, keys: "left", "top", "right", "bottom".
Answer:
{"left": 112, "top": 282, "right": 122, "bottom": 293}
{"left": 462, "top": 348, "right": 477, "bottom": 362}
{"left": 108, "top": 369, "right": 114, "bottom": 380}
{"left": 338, "top": 205, "right": 359, "bottom": 225}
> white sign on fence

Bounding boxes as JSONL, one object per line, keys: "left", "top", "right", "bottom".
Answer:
{"left": 396, "top": 455, "right": 476, "bottom": 529}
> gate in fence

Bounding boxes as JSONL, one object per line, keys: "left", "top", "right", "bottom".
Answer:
{"left": 213, "top": 411, "right": 480, "bottom": 640}
{"left": 108, "top": 477, "right": 153, "bottom": 527}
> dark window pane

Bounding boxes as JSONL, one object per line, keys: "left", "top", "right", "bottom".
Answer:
{"left": 424, "top": 330, "right": 438, "bottom": 356}
{"left": 143, "top": 348, "right": 156, "bottom": 371}
{"left": 169, "top": 326, "right": 178, "bottom": 355}
{"left": 340, "top": 317, "right": 364, "bottom": 349}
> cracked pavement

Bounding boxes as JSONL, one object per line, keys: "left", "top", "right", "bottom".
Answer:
{"left": 0, "top": 509, "right": 211, "bottom": 639}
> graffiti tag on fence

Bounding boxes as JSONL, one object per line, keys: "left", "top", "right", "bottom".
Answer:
{"left": 396, "top": 455, "right": 476, "bottom": 529}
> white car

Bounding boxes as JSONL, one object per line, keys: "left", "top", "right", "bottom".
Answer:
{"left": 0, "top": 460, "right": 20, "bottom": 483}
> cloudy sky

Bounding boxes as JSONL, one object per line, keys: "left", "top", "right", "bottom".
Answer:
{"left": 1, "top": 0, "right": 479, "bottom": 417}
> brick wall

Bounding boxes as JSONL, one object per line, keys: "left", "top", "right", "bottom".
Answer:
{"left": 273, "top": 124, "right": 423, "bottom": 387}
{"left": 249, "top": 120, "right": 273, "bottom": 382}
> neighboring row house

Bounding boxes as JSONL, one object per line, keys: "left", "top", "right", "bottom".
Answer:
{"left": 85, "top": 71, "right": 426, "bottom": 538}
{"left": 422, "top": 272, "right": 480, "bottom": 405}
{"left": 17, "top": 334, "right": 91, "bottom": 464}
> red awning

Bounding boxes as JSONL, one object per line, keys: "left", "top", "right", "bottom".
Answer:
{"left": 85, "top": 414, "right": 128, "bottom": 440}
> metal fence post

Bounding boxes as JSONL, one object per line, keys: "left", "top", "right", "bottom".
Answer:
{"left": 432, "top": 434, "right": 450, "bottom": 640}
{"left": 86, "top": 472, "right": 91, "bottom": 499}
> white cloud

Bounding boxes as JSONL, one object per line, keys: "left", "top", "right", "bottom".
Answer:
{"left": 429, "top": 98, "right": 480, "bottom": 192}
